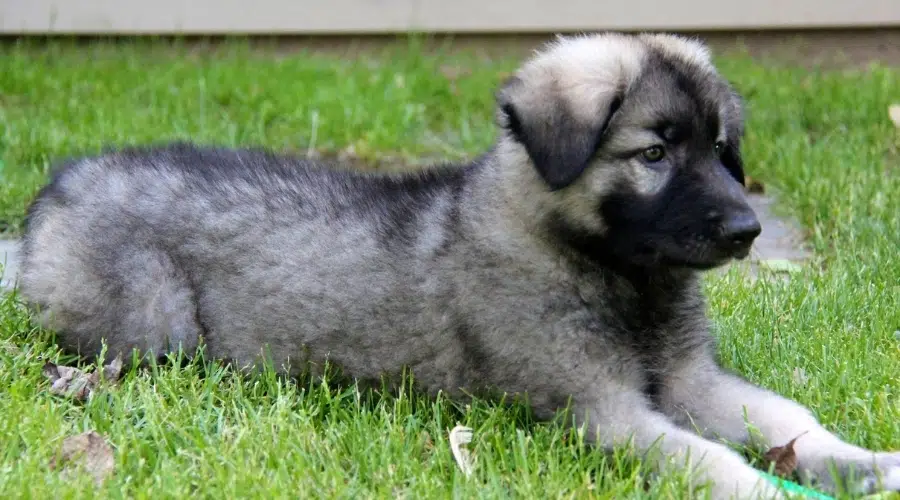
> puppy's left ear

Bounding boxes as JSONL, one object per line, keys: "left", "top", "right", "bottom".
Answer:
{"left": 721, "top": 90, "right": 747, "bottom": 185}
{"left": 496, "top": 76, "right": 623, "bottom": 191}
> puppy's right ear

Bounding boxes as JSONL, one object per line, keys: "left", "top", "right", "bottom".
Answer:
{"left": 497, "top": 76, "right": 622, "bottom": 191}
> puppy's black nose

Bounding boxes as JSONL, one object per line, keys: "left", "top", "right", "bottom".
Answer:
{"left": 721, "top": 211, "right": 762, "bottom": 246}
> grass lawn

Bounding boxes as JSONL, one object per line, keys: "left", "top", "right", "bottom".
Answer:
{"left": 0, "top": 37, "right": 898, "bottom": 499}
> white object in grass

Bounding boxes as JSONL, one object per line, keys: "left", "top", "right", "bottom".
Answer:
{"left": 889, "top": 104, "right": 900, "bottom": 129}
{"left": 449, "top": 425, "right": 474, "bottom": 477}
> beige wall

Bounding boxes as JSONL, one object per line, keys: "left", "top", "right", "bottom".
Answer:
{"left": 2, "top": 0, "right": 899, "bottom": 34}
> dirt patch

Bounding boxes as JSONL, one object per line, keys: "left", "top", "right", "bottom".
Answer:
{"left": 10, "top": 28, "right": 898, "bottom": 69}
{"left": 699, "top": 28, "right": 900, "bottom": 69}
{"left": 301, "top": 148, "right": 450, "bottom": 173}
{"left": 292, "top": 28, "right": 900, "bottom": 70}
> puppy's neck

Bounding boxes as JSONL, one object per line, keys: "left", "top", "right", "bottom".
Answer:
{"left": 470, "top": 141, "right": 566, "bottom": 225}
{"left": 460, "top": 141, "right": 561, "bottom": 253}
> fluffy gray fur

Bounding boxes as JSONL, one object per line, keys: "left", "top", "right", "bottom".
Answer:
{"left": 18, "top": 32, "right": 900, "bottom": 499}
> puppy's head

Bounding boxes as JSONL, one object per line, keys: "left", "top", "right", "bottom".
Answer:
{"left": 497, "top": 32, "right": 760, "bottom": 270}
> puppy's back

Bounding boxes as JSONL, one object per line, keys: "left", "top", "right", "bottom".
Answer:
{"left": 19, "top": 142, "right": 471, "bottom": 366}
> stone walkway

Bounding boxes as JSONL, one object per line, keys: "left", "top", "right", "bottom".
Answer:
{"left": 0, "top": 193, "right": 811, "bottom": 293}
{"left": 0, "top": 239, "right": 20, "bottom": 291}
{"left": 727, "top": 193, "right": 813, "bottom": 279}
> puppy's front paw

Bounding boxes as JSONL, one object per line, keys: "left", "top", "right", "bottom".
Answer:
{"left": 799, "top": 451, "right": 900, "bottom": 496}
{"left": 862, "top": 452, "right": 900, "bottom": 492}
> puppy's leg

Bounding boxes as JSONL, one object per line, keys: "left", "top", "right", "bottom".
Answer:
{"left": 661, "top": 351, "right": 900, "bottom": 494}
{"left": 23, "top": 241, "right": 202, "bottom": 365}
{"left": 574, "top": 386, "right": 784, "bottom": 499}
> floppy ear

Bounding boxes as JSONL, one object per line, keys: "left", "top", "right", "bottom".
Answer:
{"left": 497, "top": 76, "right": 623, "bottom": 191}
{"left": 721, "top": 90, "right": 747, "bottom": 185}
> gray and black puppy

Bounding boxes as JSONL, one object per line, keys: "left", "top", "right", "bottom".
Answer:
{"left": 18, "top": 32, "right": 900, "bottom": 499}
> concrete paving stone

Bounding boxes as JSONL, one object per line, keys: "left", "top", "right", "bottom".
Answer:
{"left": 721, "top": 193, "right": 813, "bottom": 280}
{"left": 0, "top": 239, "right": 21, "bottom": 291}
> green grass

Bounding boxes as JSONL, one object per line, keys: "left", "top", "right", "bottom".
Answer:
{"left": 1, "top": 37, "right": 899, "bottom": 499}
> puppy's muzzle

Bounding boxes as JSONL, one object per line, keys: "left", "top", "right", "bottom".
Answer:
{"left": 715, "top": 209, "right": 761, "bottom": 258}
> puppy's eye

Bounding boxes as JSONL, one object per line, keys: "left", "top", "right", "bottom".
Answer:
{"left": 641, "top": 146, "right": 666, "bottom": 163}
{"left": 715, "top": 141, "right": 726, "bottom": 156}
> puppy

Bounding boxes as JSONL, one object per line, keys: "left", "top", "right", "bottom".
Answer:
{"left": 18, "top": 32, "right": 900, "bottom": 499}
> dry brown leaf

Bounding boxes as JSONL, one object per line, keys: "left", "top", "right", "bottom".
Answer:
{"left": 889, "top": 104, "right": 900, "bottom": 129}
{"left": 42, "top": 355, "right": 124, "bottom": 402}
{"left": 420, "top": 430, "right": 434, "bottom": 452}
{"left": 763, "top": 430, "right": 809, "bottom": 477}
{"left": 49, "top": 431, "right": 115, "bottom": 486}
{"left": 439, "top": 65, "right": 471, "bottom": 81}
{"left": 42, "top": 363, "right": 98, "bottom": 401}
{"left": 744, "top": 175, "right": 766, "bottom": 194}
{"left": 101, "top": 356, "right": 123, "bottom": 382}
{"left": 336, "top": 144, "right": 359, "bottom": 163}
{"left": 791, "top": 367, "right": 809, "bottom": 386}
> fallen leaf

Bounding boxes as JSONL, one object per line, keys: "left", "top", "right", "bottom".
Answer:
{"left": 744, "top": 175, "right": 766, "bottom": 194}
{"left": 889, "top": 105, "right": 900, "bottom": 129}
{"left": 439, "top": 65, "right": 471, "bottom": 81}
{"left": 764, "top": 431, "right": 809, "bottom": 477}
{"left": 792, "top": 367, "right": 809, "bottom": 386}
{"left": 42, "top": 355, "right": 124, "bottom": 402}
{"left": 336, "top": 144, "right": 359, "bottom": 163}
{"left": 42, "top": 363, "right": 98, "bottom": 401}
{"left": 420, "top": 430, "right": 434, "bottom": 452}
{"left": 759, "top": 259, "right": 803, "bottom": 275}
{"left": 449, "top": 425, "right": 475, "bottom": 478}
{"left": 49, "top": 431, "right": 115, "bottom": 486}
{"left": 101, "top": 356, "right": 123, "bottom": 383}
